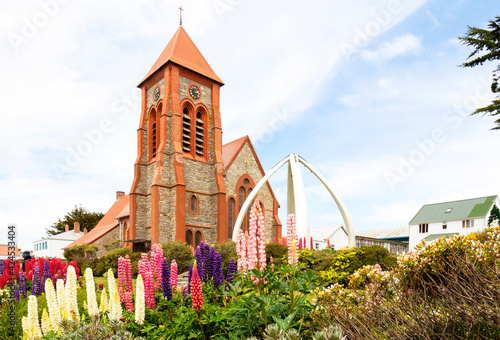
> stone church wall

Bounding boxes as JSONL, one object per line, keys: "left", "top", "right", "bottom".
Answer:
{"left": 224, "top": 142, "right": 277, "bottom": 241}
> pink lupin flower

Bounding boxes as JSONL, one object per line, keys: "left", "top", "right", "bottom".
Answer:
{"left": 150, "top": 244, "right": 163, "bottom": 290}
{"left": 236, "top": 229, "right": 248, "bottom": 274}
{"left": 118, "top": 255, "right": 134, "bottom": 312}
{"left": 257, "top": 207, "right": 266, "bottom": 272}
{"left": 191, "top": 261, "right": 204, "bottom": 312}
{"left": 287, "top": 214, "right": 298, "bottom": 265}
{"left": 170, "top": 260, "right": 178, "bottom": 294}
{"left": 138, "top": 253, "right": 155, "bottom": 309}
{"left": 270, "top": 256, "right": 274, "bottom": 273}
{"left": 310, "top": 236, "right": 313, "bottom": 250}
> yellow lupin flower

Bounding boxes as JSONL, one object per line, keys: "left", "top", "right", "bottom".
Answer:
{"left": 56, "top": 279, "right": 67, "bottom": 321}
{"left": 41, "top": 308, "right": 51, "bottom": 335}
{"left": 99, "top": 287, "right": 109, "bottom": 314}
{"left": 21, "top": 316, "right": 29, "bottom": 340}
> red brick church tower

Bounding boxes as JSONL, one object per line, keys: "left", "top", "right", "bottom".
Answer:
{"left": 127, "top": 25, "right": 281, "bottom": 251}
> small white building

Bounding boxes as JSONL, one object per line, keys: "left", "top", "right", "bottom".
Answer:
{"left": 311, "top": 225, "right": 348, "bottom": 250}
{"left": 33, "top": 223, "right": 84, "bottom": 258}
{"left": 409, "top": 195, "right": 500, "bottom": 249}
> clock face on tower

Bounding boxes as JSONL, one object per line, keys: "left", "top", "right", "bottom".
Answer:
{"left": 153, "top": 87, "right": 160, "bottom": 101}
{"left": 188, "top": 84, "right": 201, "bottom": 100}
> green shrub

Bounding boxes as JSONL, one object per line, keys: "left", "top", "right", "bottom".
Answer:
{"left": 298, "top": 248, "right": 337, "bottom": 271}
{"left": 265, "top": 243, "right": 288, "bottom": 265}
{"left": 162, "top": 241, "right": 193, "bottom": 273}
{"left": 64, "top": 244, "right": 98, "bottom": 272}
{"left": 90, "top": 247, "right": 132, "bottom": 277}
{"left": 317, "top": 245, "right": 396, "bottom": 285}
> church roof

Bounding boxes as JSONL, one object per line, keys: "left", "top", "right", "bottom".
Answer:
{"left": 64, "top": 195, "right": 130, "bottom": 248}
{"left": 139, "top": 26, "right": 224, "bottom": 86}
{"left": 222, "top": 135, "right": 248, "bottom": 169}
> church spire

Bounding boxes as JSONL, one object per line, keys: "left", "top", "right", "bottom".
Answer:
{"left": 179, "top": 6, "right": 183, "bottom": 26}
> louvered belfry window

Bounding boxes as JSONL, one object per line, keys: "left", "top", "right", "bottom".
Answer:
{"left": 182, "top": 107, "right": 191, "bottom": 153}
{"left": 195, "top": 111, "right": 204, "bottom": 156}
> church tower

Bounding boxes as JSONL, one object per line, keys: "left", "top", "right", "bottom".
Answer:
{"left": 128, "top": 26, "right": 227, "bottom": 249}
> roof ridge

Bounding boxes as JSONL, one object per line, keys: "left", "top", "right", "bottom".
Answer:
{"left": 422, "top": 195, "right": 497, "bottom": 206}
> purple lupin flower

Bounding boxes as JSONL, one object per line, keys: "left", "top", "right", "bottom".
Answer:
{"left": 182, "top": 285, "right": 188, "bottom": 299}
{"left": 43, "top": 259, "right": 51, "bottom": 279}
{"left": 213, "top": 252, "right": 224, "bottom": 289}
{"left": 19, "top": 272, "right": 27, "bottom": 298}
{"left": 226, "top": 257, "right": 237, "bottom": 286}
{"left": 203, "top": 243, "right": 210, "bottom": 282}
{"left": 0, "top": 260, "right": 5, "bottom": 277}
{"left": 187, "top": 263, "right": 193, "bottom": 294}
{"left": 13, "top": 282, "right": 20, "bottom": 301}
{"left": 195, "top": 243, "right": 204, "bottom": 281}
{"left": 161, "top": 258, "right": 172, "bottom": 300}
{"left": 32, "top": 264, "right": 41, "bottom": 296}
{"left": 207, "top": 246, "right": 216, "bottom": 282}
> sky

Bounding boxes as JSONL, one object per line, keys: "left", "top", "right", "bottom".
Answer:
{"left": 1, "top": 0, "right": 500, "bottom": 252}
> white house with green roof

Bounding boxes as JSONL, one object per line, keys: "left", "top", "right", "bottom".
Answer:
{"left": 409, "top": 195, "right": 500, "bottom": 249}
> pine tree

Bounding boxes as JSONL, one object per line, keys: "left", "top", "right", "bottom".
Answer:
{"left": 46, "top": 205, "right": 104, "bottom": 236}
{"left": 488, "top": 204, "right": 500, "bottom": 226}
{"left": 460, "top": 16, "right": 500, "bottom": 129}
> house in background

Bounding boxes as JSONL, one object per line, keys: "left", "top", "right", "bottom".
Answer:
{"left": 311, "top": 226, "right": 409, "bottom": 254}
{"left": 409, "top": 195, "right": 500, "bottom": 249}
{"left": 33, "top": 222, "right": 84, "bottom": 258}
{"left": 64, "top": 191, "right": 130, "bottom": 258}
{"left": 0, "top": 244, "right": 21, "bottom": 259}
{"left": 356, "top": 227, "right": 409, "bottom": 254}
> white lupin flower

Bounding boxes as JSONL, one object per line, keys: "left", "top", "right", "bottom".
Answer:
{"left": 27, "top": 295, "right": 43, "bottom": 339}
{"left": 109, "top": 283, "right": 123, "bottom": 321}
{"left": 85, "top": 268, "right": 99, "bottom": 317}
{"left": 41, "top": 308, "right": 51, "bottom": 335}
{"left": 65, "top": 266, "right": 79, "bottom": 321}
{"left": 45, "top": 278, "right": 61, "bottom": 332}
{"left": 135, "top": 274, "right": 145, "bottom": 325}
{"left": 107, "top": 268, "right": 116, "bottom": 306}
{"left": 56, "top": 279, "right": 67, "bottom": 321}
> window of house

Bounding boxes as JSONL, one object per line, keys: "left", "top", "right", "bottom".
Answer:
{"left": 182, "top": 107, "right": 191, "bottom": 153}
{"left": 442, "top": 222, "right": 447, "bottom": 230}
{"left": 462, "top": 219, "right": 474, "bottom": 228}
{"left": 237, "top": 178, "right": 254, "bottom": 233}
{"left": 228, "top": 198, "right": 235, "bottom": 239}
{"left": 419, "top": 224, "right": 429, "bottom": 233}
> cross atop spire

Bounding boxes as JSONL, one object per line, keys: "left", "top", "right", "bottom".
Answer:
{"left": 179, "top": 6, "right": 183, "bottom": 26}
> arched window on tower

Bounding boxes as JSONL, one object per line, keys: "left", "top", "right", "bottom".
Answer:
{"left": 186, "top": 229, "right": 193, "bottom": 247}
{"left": 190, "top": 194, "right": 199, "bottom": 214}
{"left": 195, "top": 231, "right": 203, "bottom": 248}
{"left": 182, "top": 107, "right": 191, "bottom": 153}
{"left": 149, "top": 108, "right": 157, "bottom": 160}
{"left": 228, "top": 197, "right": 235, "bottom": 239}
{"left": 195, "top": 111, "right": 205, "bottom": 157}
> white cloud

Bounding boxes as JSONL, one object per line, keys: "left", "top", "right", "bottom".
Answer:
{"left": 361, "top": 34, "right": 422, "bottom": 62}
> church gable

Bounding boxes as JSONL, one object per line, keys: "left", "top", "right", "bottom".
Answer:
{"left": 223, "top": 136, "right": 281, "bottom": 240}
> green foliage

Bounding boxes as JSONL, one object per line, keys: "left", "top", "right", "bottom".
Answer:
{"left": 91, "top": 247, "right": 132, "bottom": 277}
{"left": 103, "top": 240, "right": 121, "bottom": 251}
{"left": 459, "top": 16, "right": 500, "bottom": 129}
{"left": 314, "top": 227, "right": 500, "bottom": 338}
{"left": 46, "top": 204, "right": 104, "bottom": 236}
{"left": 488, "top": 204, "right": 500, "bottom": 226}
{"left": 64, "top": 244, "right": 98, "bottom": 271}
{"left": 43, "top": 317, "right": 144, "bottom": 339}
{"left": 298, "top": 248, "right": 337, "bottom": 271}
{"left": 214, "top": 241, "right": 236, "bottom": 273}
{"left": 318, "top": 246, "right": 396, "bottom": 285}
{"left": 161, "top": 241, "right": 193, "bottom": 273}
{"left": 265, "top": 243, "right": 288, "bottom": 265}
